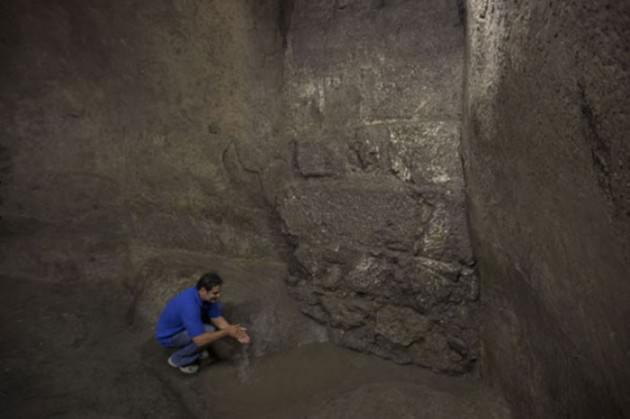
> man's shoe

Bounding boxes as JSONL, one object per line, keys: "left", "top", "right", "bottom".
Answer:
{"left": 177, "top": 364, "right": 200, "bottom": 374}
{"left": 168, "top": 356, "right": 200, "bottom": 374}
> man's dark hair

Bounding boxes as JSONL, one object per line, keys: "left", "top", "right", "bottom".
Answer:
{"left": 196, "top": 272, "right": 223, "bottom": 291}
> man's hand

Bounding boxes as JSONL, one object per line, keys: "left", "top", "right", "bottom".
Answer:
{"left": 225, "top": 324, "right": 251, "bottom": 345}
{"left": 236, "top": 330, "right": 251, "bottom": 345}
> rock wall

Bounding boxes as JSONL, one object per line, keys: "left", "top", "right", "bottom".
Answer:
{"left": 0, "top": 0, "right": 324, "bottom": 354}
{"left": 1, "top": 0, "right": 478, "bottom": 370}
{"left": 464, "top": 0, "right": 630, "bottom": 417}
{"left": 277, "top": 0, "right": 477, "bottom": 373}
{"left": 1, "top": 0, "right": 288, "bottom": 279}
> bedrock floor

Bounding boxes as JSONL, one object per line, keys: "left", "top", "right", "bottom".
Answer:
{"left": 0, "top": 276, "right": 511, "bottom": 419}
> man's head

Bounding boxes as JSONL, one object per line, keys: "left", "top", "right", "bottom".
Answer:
{"left": 196, "top": 272, "right": 223, "bottom": 303}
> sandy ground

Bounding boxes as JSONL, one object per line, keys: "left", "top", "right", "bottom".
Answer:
{"left": 0, "top": 276, "right": 511, "bottom": 419}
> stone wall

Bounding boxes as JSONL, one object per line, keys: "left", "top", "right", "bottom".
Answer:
{"left": 1, "top": 0, "right": 479, "bottom": 370}
{"left": 464, "top": 0, "right": 630, "bottom": 417}
{"left": 1, "top": 0, "right": 289, "bottom": 280}
{"left": 0, "top": 0, "right": 324, "bottom": 355}
{"left": 276, "top": 0, "right": 478, "bottom": 373}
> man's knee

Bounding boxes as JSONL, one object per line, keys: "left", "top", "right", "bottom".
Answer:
{"left": 201, "top": 323, "right": 237, "bottom": 360}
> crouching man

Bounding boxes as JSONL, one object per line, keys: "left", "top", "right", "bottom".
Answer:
{"left": 155, "top": 272, "right": 250, "bottom": 374}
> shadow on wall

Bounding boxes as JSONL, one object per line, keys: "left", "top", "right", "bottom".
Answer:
{"left": 464, "top": 0, "right": 630, "bottom": 417}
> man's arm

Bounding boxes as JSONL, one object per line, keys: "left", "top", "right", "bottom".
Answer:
{"left": 210, "top": 316, "right": 230, "bottom": 330}
{"left": 181, "top": 304, "right": 243, "bottom": 347}
{"left": 192, "top": 324, "right": 242, "bottom": 347}
{"left": 211, "top": 316, "right": 250, "bottom": 344}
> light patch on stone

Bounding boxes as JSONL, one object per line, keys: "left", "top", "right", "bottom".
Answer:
{"left": 389, "top": 129, "right": 412, "bottom": 182}
{"left": 431, "top": 173, "right": 451, "bottom": 184}
{"left": 356, "top": 255, "right": 377, "bottom": 272}
{"left": 375, "top": 305, "right": 431, "bottom": 347}
{"left": 299, "top": 81, "right": 318, "bottom": 98}
{"left": 347, "top": 255, "right": 388, "bottom": 292}
{"left": 362, "top": 118, "right": 416, "bottom": 126}
{"left": 383, "top": 121, "right": 462, "bottom": 186}
{"left": 416, "top": 257, "right": 461, "bottom": 278}
{"left": 422, "top": 203, "right": 450, "bottom": 258}
{"left": 317, "top": 81, "right": 325, "bottom": 111}
{"left": 391, "top": 159, "right": 412, "bottom": 182}
{"left": 469, "top": 0, "right": 507, "bottom": 103}
{"left": 413, "top": 99, "right": 429, "bottom": 114}
{"left": 296, "top": 79, "right": 326, "bottom": 112}
{"left": 324, "top": 75, "right": 342, "bottom": 88}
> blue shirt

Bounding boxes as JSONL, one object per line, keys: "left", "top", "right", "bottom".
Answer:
{"left": 155, "top": 287, "right": 223, "bottom": 345}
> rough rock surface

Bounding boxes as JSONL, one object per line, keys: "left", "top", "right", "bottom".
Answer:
{"left": 308, "top": 381, "right": 511, "bottom": 419}
{"left": 0, "top": 0, "right": 289, "bottom": 271}
{"left": 0, "top": 275, "right": 511, "bottom": 419}
{"left": 464, "top": 0, "right": 630, "bottom": 417}
{"left": 1, "top": 0, "right": 477, "bottom": 372}
{"left": 0, "top": 0, "right": 323, "bottom": 356}
{"left": 276, "top": 0, "right": 477, "bottom": 373}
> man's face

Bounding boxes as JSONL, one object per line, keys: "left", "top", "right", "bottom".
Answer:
{"left": 200, "top": 285, "right": 222, "bottom": 303}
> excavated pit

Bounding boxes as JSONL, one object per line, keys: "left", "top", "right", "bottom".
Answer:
{"left": 2, "top": 0, "right": 629, "bottom": 418}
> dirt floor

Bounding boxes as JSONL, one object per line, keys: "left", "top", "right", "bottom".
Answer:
{"left": 0, "top": 276, "right": 512, "bottom": 419}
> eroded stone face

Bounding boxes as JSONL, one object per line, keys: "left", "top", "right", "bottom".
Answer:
{"left": 280, "top": 179, "right": 428, "bottom": 251}
{"left": 276, "top": 0, "right": 477, "bottom": 373}
{"left": 375, "top": 305, "right": 431, "bottom": 347}
{"left": 277, "top": 176, "right": 478, "bottom": 372}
